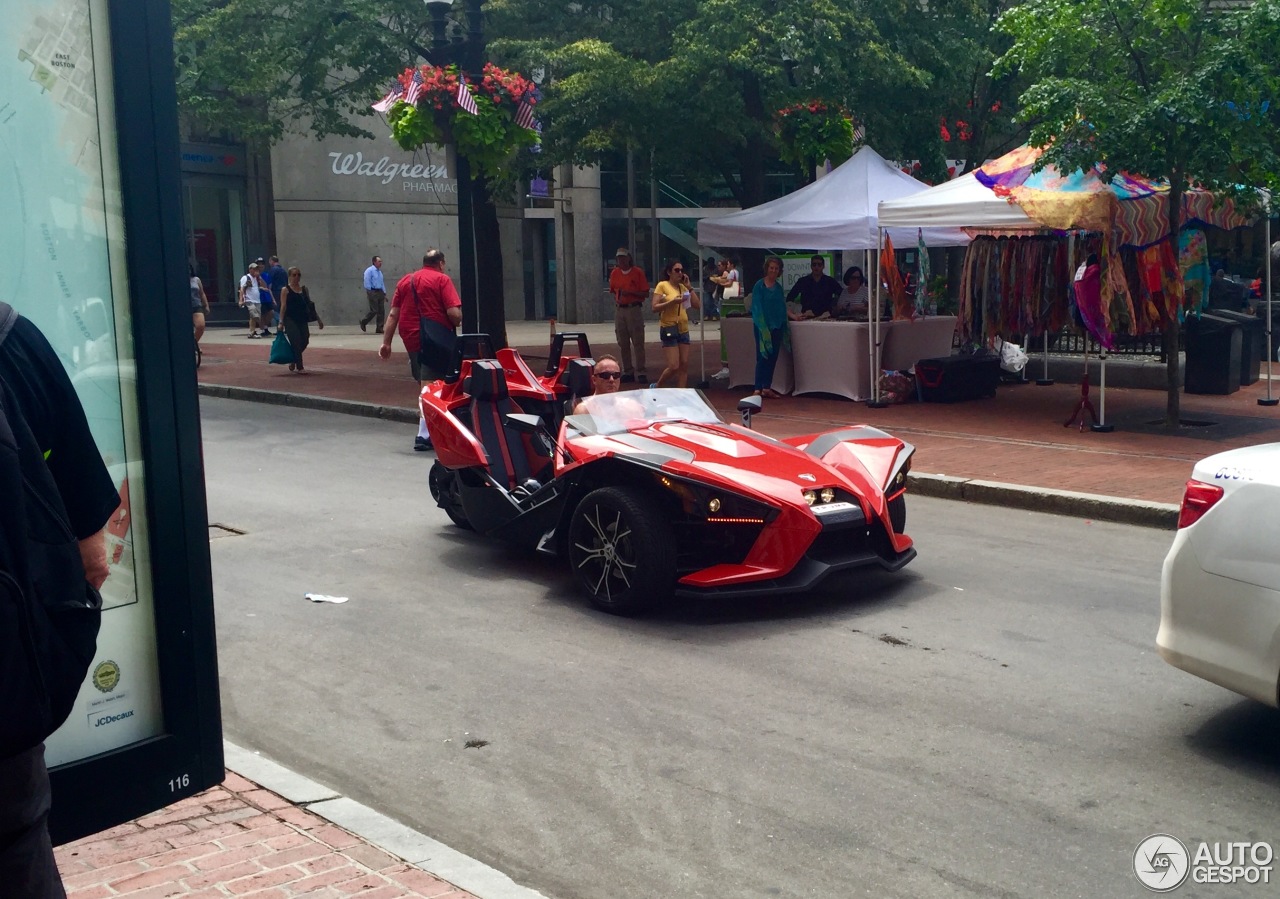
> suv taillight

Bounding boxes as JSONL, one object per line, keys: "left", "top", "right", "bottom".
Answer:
{"left": 1177, "top": 479, "right": 1224, "bottom": 529}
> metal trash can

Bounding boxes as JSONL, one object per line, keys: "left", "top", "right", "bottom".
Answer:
{"left": 1209, "top": 309, "right": 1264, "bottom": 385}
{"left": 1184, "top": 313, "right": 1242, "bottom": 395}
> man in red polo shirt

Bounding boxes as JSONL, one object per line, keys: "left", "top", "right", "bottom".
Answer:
{"left": 380, "top": 248, "right": 462, "bottom": 451}
{"left": 608, "top": 247, "right": 649, "bottom": 383}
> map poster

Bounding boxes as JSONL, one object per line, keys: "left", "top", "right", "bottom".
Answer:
{"left": 2, "top": 0, "right": 164, "bottom": 764}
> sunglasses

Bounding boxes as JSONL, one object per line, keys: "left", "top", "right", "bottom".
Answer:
{"left": 671, "top": 268, "right": 684, "bottom": 273}
{"left": 595, "top": 371, "right": 622, "bottom": 380}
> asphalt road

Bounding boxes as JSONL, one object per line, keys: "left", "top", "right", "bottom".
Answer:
{"left": 202, "top": 397, "right": 1280, "bottom": 899}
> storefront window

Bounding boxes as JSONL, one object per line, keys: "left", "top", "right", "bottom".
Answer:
{"left": 185, "top": 183, "right": 246, "bottom": 305}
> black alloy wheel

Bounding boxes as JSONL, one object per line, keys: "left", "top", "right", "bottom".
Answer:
{"left": 568, "top": 486, "right": 675, "bottom": 614}
{"left": 429, "top": 461, "right": 473, "bottom": 530}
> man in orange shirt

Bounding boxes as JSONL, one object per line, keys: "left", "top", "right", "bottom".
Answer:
{"left": 608, "top": 248, "right": 649, "bottom": 383}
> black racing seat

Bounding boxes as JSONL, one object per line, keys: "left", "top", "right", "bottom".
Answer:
{"left": 468, "top": 359, "right": 536, "bottom": 491}
{"left": 544, "top": 332, "right": 593, "bottom": 377}
{"left": 562, "top": 357, "right": 595, "bottom": 413}
{"left": 445, "top": 334, "right": 497, "bottom": 384}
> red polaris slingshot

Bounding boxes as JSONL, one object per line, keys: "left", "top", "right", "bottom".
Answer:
{"left": 424, "top": 334, "right": 916, "bottom": 614}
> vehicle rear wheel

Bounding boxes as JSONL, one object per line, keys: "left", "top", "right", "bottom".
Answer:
{"left": 568, "top": 487, "right": 674, "bottom": 614}
{"left": 429, "top": 462, "right": 472, "bottom": 530}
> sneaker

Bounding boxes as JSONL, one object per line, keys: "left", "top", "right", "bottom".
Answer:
{"left": 712, "top": 366, "right": 730, "bottom": 379}
{"left": 359, "top": 320, "right": 368, "bottom": 333}
{"left": 414, "top": 436, "right": 433, "bottom": 452}
{"left": 248, "top": 333, "right": 261, "bottom": 339}
{"left": 261, "top": 329, "right": 273, "bottom": 336}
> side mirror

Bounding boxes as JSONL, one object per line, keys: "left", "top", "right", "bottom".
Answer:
{"left": 737, "top": 394, "right": 763, "bottom": 428}
{"left": 505, "top": 413, "right": 545, "bottom": 434}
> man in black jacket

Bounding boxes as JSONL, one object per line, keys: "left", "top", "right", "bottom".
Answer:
{"left": 0, "top": 303, "right": 120, "bottom": 898}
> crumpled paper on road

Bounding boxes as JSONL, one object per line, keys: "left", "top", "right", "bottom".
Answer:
{"left": 305, "top": 593, "right": 349, "bottom": 604}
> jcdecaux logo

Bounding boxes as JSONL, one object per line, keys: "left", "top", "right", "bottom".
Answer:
{"left": 91, "top": 709, "right": 134, "bottom": 728}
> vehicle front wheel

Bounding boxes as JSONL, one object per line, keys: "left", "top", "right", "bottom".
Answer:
{"left": 429, "top": 462, "right": 472, "bottom": 530}
{"left": 568, "top": 487, "right": 675, "bottom": 614}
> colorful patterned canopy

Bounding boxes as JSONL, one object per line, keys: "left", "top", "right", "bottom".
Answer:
{"left": 974, "top": 145, "right": 1255, "bottom": 248}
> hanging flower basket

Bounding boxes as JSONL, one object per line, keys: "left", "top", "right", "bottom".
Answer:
{"left": 384, "top": 63, "right": 539, "bottom": 179}
{"left": 775, "top": 102, "right": 855, "bottom": 171}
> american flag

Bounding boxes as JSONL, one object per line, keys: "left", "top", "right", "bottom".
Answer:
{"left": 457, "top": 74, "right": 479, "bottom": 115}
{"left": 515, "top": 98, "right": 537, "bottom": 130}
{"left": 371, "top": 81, "right": 404, "bottom": 113}
{"left": 852, "top": 121, "right": 865, "bottom": 144}
{"left": 404, "top": 69, "right": 425, "bottom": 107}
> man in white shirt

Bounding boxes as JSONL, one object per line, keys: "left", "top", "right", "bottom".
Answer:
{"left": 238, "top": 263, "right": 263, "bottom": 339}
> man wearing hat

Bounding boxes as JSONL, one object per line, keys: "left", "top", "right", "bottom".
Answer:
{"left": 608, "top": 247, "right": 649, "bottom": 383}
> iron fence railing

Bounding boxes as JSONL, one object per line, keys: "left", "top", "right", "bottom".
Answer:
{"left": 953, "top": 327, "right": 1176, "bottom": 358}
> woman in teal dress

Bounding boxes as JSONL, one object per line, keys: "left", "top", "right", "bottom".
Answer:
{"left": 751, "top": 256, "right": 791, "bottom": 398}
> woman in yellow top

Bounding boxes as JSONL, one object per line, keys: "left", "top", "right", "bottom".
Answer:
{"left": 650, "top": 259, "right": 700, "bottom": 387}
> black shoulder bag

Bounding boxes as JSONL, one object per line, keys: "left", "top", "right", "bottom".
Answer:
{"left": 414, "top": 275, "right": 457, "bottom": 376}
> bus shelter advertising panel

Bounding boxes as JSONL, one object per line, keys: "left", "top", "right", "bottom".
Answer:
{"left": 2, "top": 0, "right": 221, "bottom": 842}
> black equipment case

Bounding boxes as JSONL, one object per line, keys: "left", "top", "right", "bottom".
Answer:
{"left": 915, "top": 355, "right": 1000, "bottom": 403}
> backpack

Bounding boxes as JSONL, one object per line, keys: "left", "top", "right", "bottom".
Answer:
{"left": 0, "top": 302, "right": 102, "bottom": 759}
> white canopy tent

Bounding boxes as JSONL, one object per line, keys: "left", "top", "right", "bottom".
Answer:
{"left": 696, "top": 146, "right": 971, "bottom": 250}
{"left": 876, "top": 170, "right": 1038, "bottom": 232}
{"left": 694, "top": 146, "right": 972, "bottom": 394}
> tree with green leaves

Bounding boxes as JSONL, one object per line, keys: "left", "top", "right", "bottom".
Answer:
{"left": 489, "top": 0, "right": 1024, "bottom": 200}
{"left": 171, "top": 0, "right": 419, "bottom": 145}
{"left": 995, "top": 0, "right": 1280, "bottom": 428}
{"left": 486, "top": 0, "right": 1028, "bottom": 287}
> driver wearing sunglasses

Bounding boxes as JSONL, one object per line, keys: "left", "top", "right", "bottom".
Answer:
{"left": 590, "top": 353, "right": 623, "bottom": 394}
{"left": 573, "top": 353, "right": 624, "bottom": 414}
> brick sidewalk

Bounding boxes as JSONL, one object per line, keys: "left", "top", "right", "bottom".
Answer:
{"left": 55, "top": 772, "right": 476, "bottom": 899}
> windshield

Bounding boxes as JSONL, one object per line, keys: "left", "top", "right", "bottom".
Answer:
{"left": 572, "top": 388, "right": 722, "bottom": 436}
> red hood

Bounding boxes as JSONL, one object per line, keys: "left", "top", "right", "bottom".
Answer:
{"left": 584, "top": 421, "right": 882, "bottom": 508}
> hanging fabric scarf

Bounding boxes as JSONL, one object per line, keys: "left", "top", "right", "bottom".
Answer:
{"left": 881, "top": 235, "right": 912, "bottom": 321}
{"left": 915, "top": 229, "right": 931, "bottom": 317}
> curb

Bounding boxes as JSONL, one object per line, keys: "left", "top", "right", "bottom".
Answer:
{"left": 198, "top": 383, "right": 418, "bottom": 424}
{"left": 907, "top": 472, "right": 1178, "bottom": 530}
{"left": 222, "top": 741, "right": 549, "bottom": 899}
{"left": 200, "top": 382, "right": 1178, "bottom": 530}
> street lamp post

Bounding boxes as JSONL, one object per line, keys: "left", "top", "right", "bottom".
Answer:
{"left": 424, "top": 0, "right": 482, "bottom": 335}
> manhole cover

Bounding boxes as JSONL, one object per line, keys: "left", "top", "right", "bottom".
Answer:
{"left": 208, "top": 523, "right": 246, "bottom": 539}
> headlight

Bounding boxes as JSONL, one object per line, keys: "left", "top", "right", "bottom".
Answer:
{"left": 657, "top": 473, "right": 777, "bottom": 524}
{"left": 885, "top": 445, "right": 915, "bottom": 493}
{"left": 803, "top": 490, "right": 817, "bottom": 506}
{"left": 820, "top": 488, "right": 836, "bottom": 504}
